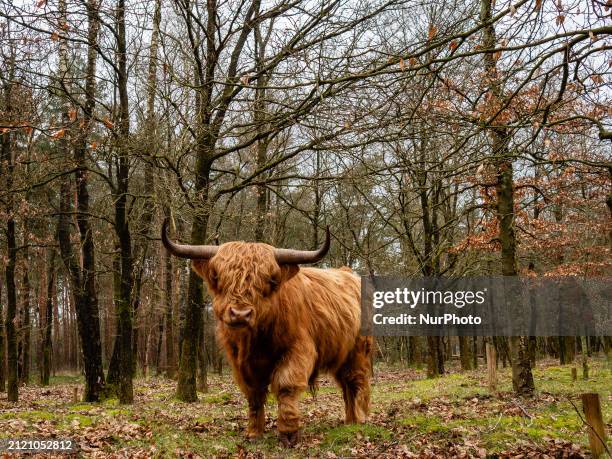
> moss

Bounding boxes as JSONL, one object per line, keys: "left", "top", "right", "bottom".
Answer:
{"left": 61, "top": 413, "right": 94, "bottom": 427}
{"left": 70, "top": 403, "right": 96, "bottom": 411}
{"left": 401, "top": 414, "right": 451, "bottom": 434}
{"left": 201, "top": 392, "right": 233, "bottom": 404}
{"left": 48, "top": 375, "right": 82, "bottom": 385}
{"left": 321, "top": 424, "right": 391, "bottom": 453}
{"left": 102, "top": 398, "right": 120, "bottom": 407}
{"left": 152, "top": 391, "right": 172, "bottom": 401}
{"left": 194, "top": 416, "right": 213, "bottom": 424}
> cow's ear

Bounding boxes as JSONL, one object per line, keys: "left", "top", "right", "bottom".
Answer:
{"left": 280, "top": 264, "right": 300, "bottom": 283}
{"left": 192, "top": 260, "right": 219, "bottom": 292}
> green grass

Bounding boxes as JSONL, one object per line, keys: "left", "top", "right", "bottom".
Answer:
{"left": 0, "top": 357, "right": 609, "bottom": 457}
{"left": 48, "top": 374, "right": 83, "bottom": 385}
{"left": 61, "top": 413, "right": 95, "bottom": 428}
{"left": 401, "top": 414, "right": 452, "bottom": 433}
{"left": 321, "top": 424, "right": 392, "bottom": 454}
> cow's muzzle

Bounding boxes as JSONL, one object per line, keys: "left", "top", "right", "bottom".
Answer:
{"left": 226, "top": 307, "right": 254, "bottom": 328}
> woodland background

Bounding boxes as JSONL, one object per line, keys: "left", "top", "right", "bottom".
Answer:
{"left": 0, "top": 0, "right": 610, "bottom": 417}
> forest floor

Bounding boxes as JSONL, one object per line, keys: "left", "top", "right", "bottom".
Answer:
{"left": 0, "top": 357, "right": 610, "bottom": 458}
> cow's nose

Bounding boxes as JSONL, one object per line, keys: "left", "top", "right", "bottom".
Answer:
{"left": 229, "top": 307, "right": 253, "bottom": 322}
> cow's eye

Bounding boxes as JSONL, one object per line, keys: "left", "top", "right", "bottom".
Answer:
{"left": 208, "top": 268, "right": 218, "bottom": 289}
{"left": 268, "top": 277, "right": 279, "bottom": 293}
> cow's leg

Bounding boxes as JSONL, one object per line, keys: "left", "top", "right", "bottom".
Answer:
{"left": 246, "top": 386, "right": 268, "bottom": 439}
{"left": 335, "top": 337, "right": 372, "bottom": 424}
{"left": 224, "top": 348, "right": 268, "bottom": 440}
{"left": 271, "top": 345, "right": 314, "bottom": 447}
{"left": 274, "top": 386, "right": 303, "bottom": 447}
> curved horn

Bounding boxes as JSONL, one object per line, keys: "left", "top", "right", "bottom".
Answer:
{"left": 274, "top": 226, "right": 330, "bottom": 265}
{"left": 161, "top": 218, "right": 219, "bottom": 259}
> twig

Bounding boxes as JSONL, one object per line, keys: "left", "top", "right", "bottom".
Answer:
{"left": 512, "top": 398, "right": 533, "bottom": 421}
{"left": 511, "top": 399, "right": 533, "bottom": 427}
{"left": 486, "top": 412, "right": 503, "bottom": 432}
{"left": 569, "top": 398, "right": 611, "bottom": 457}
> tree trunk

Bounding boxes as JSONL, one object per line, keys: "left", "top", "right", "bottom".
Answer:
{"left": 480, "top": 0, "right": 534, "bottom": 396}
{"left": 131, "top": 0, "right": 161, "bottom": 379}
{"left": 1, "top": 52, "right": 18, "bottom": 402}
{"left": 559, "top": 336, "right": 576, "bottom": 364}
{"left": 19, "top": 254, "right": 31, "bottom": 385}
{"left": 163, "top": 234, "right": 177, "bottom": 378}
{"left": 155, "top": 316, "right": 164, "bottom": 376}
{"left": 408, "top": 336, "right": 422, "bottom": 368}
{"left": 253, "top": 6, "right": 271, "bottom": 243}
{"left": 107, "top": 0, "right": 134, "bottom": 404}
{"left": 177, "top": 199, "right": 210, "bottom": 401}
{"left": 176, "top": 148, "right": 212, "bottom": 400}
{"left": 0, "top": 275, "right": 5, "bottom": 392}
{"left": 41, "top": 250, "right": 56, "bottom": 386}
{"left": 4, "top": 216, "right": 18, "bottom": 402}
{"left": 459, "top": 336, "right": 474, "bottom": 370}
{"left": 197, "top": 315, "right": 208, "bottom": 393}
{"left": 56, "top": 0, "right": 106, "bottom": 402}
{"left": 426, "top": 336, "right": 444, "bottom": 378}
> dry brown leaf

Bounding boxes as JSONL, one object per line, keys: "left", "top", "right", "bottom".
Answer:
{"left": 428, "top": 24, "right": 438, "bottom": 40}
{"left": 51, "top": 128, "right": 65, "bottom": 139}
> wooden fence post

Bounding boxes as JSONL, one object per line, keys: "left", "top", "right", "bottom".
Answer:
{"left": 486, "top": 343, "right": 497, "bottom": 392}
{"left": 581, "top": 393, "right": 608, "bottom": 458}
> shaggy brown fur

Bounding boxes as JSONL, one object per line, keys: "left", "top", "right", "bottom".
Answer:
{"left": 191, "top": 242, "right": 372, "bottom": 446}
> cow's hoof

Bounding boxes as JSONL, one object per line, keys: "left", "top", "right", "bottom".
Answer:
{"left": 279, "top": 430, "right": 301, "bottom": 448}
{"left": 246, "top": 431, "right": 263, "bottom": 441}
